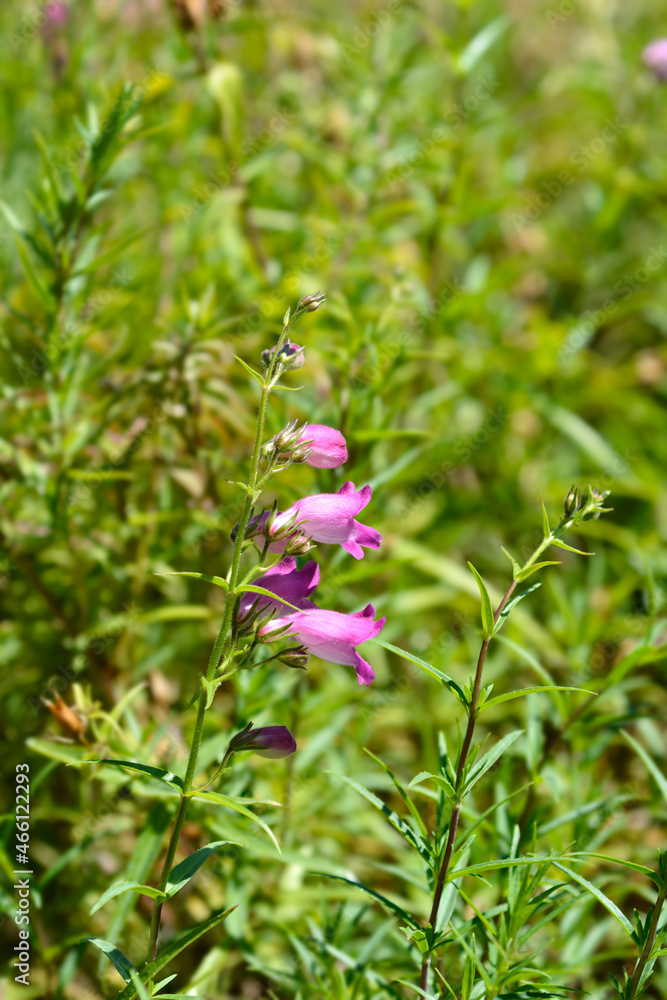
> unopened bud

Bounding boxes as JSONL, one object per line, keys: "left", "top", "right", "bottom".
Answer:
{"left": 228, "top": 722, "right": 297, "bottom": 758}
{"left": 277, "top": 646, "right": 309, "bottom": 669}
{"left": 297, "top": 291, "right": 326, "bottom": 313}
{"left": 261, "top": 340, "right": 305, "bottom": 370}
{"left": 563, "top": 485, "right": 581, "bottom": 518}
{"left": 289, "top": 445, "right": 311, "bottom": 464}
{"left": 283, "top": 533, "right": 313, "bottom": 557}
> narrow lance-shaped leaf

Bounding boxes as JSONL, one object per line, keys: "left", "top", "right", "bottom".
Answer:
{"left": 370, "top": 639, "right": 467, "bottom": 705}
{"left": 467, "top": 562, "right": 494, "bottom": 639}
{"left": 233, "top": 354, "right": 265, "bottom": 386}
{"left": 480, "top": 686, "right": 592, "bottom": 713}
{"left": 165, "top": 841, "right": 235, "bottom": 898}
{"left": 69, "top": 758, "right": 184, "bottom": 791}
{"left": 494, "top": 582, "right": 541, "bottom": 631}
{"left": 90, "top": 880, "right": 166, "bottom": 916}
{"left": 84, "top": 938, "right": 136, "bottom": 983}
{"left": 154, "top": 570, "right": 228, "bottom": 591}
{"left": 515, "top": 561, "right": 561, "bottom": 583}
{"left": 113, "top": 907, "right": 236, "bottom": 1000}
{"left": 462, "top": 730, "right": 522, "bottom": 795}
{"left": 191, "top": 789, "right": 280, "bottom": 854}
{"left": 314, "top": 872, "right": 420, "bottom": 928}
{"left": 551, "top": 862, "right": 635, "bottom": 937}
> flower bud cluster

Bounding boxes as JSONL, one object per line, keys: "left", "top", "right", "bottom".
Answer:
{"left": 562, "top": 485, "right": 612, "bottom": 524}
{"left": 261, "top": 340, "right": 304, "bottom": 371}
{"left": 263, "top": 420, "right": 312, "bottom": 467}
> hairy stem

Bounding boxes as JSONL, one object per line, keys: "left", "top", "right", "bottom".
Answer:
{"left": 145, "top": 320, "right": 292, "bottom": 966}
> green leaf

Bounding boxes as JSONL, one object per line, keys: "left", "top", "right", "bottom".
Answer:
{"left": 329, "top": 771, "right": 432, "bottom": 866}
{"left": 574, "top": 852, "right": 661, "bottom": 886}
{"left": 233, "top": 354, "right": 265, "bottom": 385}
{"left": 467, "top": 562, "right": 494, "bottom": 638}
{"left": 461, "top": 936, "right": 475, "bottom": 1000}
{"left": 480, "top": 686, "right": 591, "bottom": 713}
{"left": 113, "top": 907, "right": 236, "bottom": 1000}
{"left": 314, "top": 873, "right": 420, "bottom": 928}
{"left": 446, "top": 854, "right": 571, "bottom": 883}
{"left": 494, "top": 582, "right": 542, "bottom": 630}
{"left": 165, "top": 841, "right": 233, "bottom": 898}
{"left": 457, "top": 14, "right": 509, "bottom": 73}
{"left": 550, "top": 538, "right": 592, "bottom": 556}
{"left": 551, "top": 862, "right": 635, "bottom": 937}
{"left": 70, "top": 758, "right": 184, "bottom": 791}
{"left": 363, "top": 748, "right": 429, "bottom": 839}
{"left": 191, "top": 789, "right": 280, "bottom": 853}
{"left": 101, "top": 803, "right": 172, "bottom": 972}
{"left": 622, "top": 731, "right": 667, "bottom": 802}
{"left": 236, "top": 584, "right": 305, "bottom": 614}
{"left": 370, "top": 639, "right": 466, "bottom": 705}
{"left": 128, "top": 972, "right": 151, "bottom": 1000}
{"left": 501, "top": 546, "right": 521, "bottom": 579}
{"left": 72, "top": 227, "right": 150, "bottom": 277}
{"left": 90, "top": 880, "right": 166, "bottom": 915}
{"left": 462, "top": 730, "right": 522, "bottom": 794}
{"left": 84, "top": 938, "right": 136, "bottom": 983}
{"left": 394, "top": 981, "right": 438, "bottom": 999}
{"left": 15, "top": 237, "right": 55, "bottom": 310}
{"left": 154, "top": 570, "right": 229, "bottom": 591}
{"left": 541, "top": 498, "right": 551, "bottom": 537}
{"left": 515, "top": 561, "right": 561, "bottom": 583}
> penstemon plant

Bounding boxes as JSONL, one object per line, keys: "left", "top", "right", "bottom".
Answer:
{"left": 318, "top": 487, "right": 667, "bottom": 1000}
{"left": 76, "top": 293, "right": 390, "bottom": 996}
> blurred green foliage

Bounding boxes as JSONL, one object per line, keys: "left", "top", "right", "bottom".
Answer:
{"left": 1, "top": 0, "right": 667, "bottom": 996}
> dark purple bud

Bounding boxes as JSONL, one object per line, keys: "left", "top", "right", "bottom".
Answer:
{"left": 297, "top": 291, "right": 326, "bottom": 313}
{"left": 229, "top": 723, "right": 296, "bottom": 758}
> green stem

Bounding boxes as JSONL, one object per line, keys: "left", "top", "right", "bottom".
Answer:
{"left": 419, "top": 528, "right": 556, "bottom": 993}
{"left": 145, "top": 314, "right": 295, "bottom": 967}
{"left": 628, "top": 887, "right": 666, "bottom": 1000}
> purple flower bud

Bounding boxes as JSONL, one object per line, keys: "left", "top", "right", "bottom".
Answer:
{"left": 297, "top": 291, "right": 326, "bottom": 313}
{"left": 229, "top": 723, "right": 296, "bottom": 758}
{"left": 643, "top": 39, "right": 667, "bottom": 80}
{"left": 261, "top": 340, "right": 304, "bottom": 370}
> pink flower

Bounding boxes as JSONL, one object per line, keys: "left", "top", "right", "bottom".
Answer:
{"left": 265, "top": 605, "right": 385, "bottom": 685}
{"left": 46, "top": 1, "right": 68, "bottom": 24}
{"left": 239, "top": 557, "right": 319, "bottom": 619}
{"left": 298, "top": 424, "right": 348, "bottom": 468}
{"left": 265, "top": 482, "right": 382, "bottom": 560}
{"left": 643, "top": 39, "right": 667, "bottom": 80}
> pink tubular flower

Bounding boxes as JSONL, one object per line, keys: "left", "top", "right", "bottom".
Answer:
{"left": 643, "top": 39, "right": 667, "bottom": 80}
{"left": 265, "top": 481, "right": 382, "bottom": 560}
{"left": 299, "top": 424, "right": 348, "bottom": 468}
{"left": 263, "top": 605, "right": 385, "bottom": 685}
{"left": 239, "top": 557, "right": 319, "bottom": 619}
